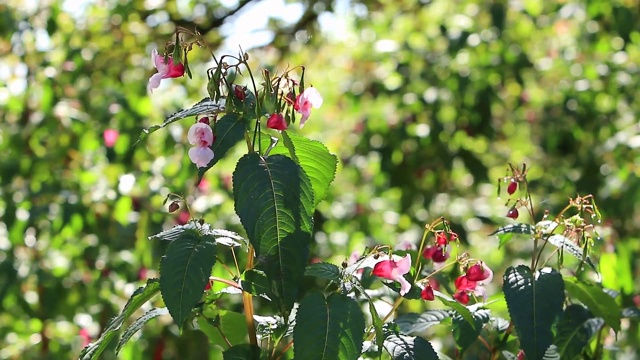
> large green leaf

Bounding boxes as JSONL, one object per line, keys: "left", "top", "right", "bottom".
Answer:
{"left": 555, "top": 304, "right": 604, "bottom": 360}
{"left": 160, "top": 230, "right": 217, "bottom": 327}
{"left": 233, "top": 152, "right": 314, "bottom": 257}
{"left": 395, "top": 310, "right": 450, "bottom": 336}
{"left": 79, "top": 279, "right": 160, "bottom": 360}
{"left": 198, "top": 113, "right": 248, "bottom": 178}
{"left": 436, "top": 291, "right": 476, "bottom": 328}
{"left": 281, "top": 131, "right": 337, "bottom": 207}
{"left": 563, "top": 277, "right": 620, "bottom": 333}
{"left": 305, "top": 262, "right": 342, "bottom": 282}
{"left": 148, "top": 221, "right": 245, "bottom": 247}
{"left": 293, "top": 292, "right": 365, "bottom": 360}
{"left": 196, "top": 310, "right": 248, "bottom": 348}
{"left": 382, "top": 325, "right": 439, "bottom": 360}
{"left": 503, "top": 265, "right": 564, "bottom": 360}
{"left": 233, "top": 153, "right": 314, "bottom": 315}
{"left": 452, "top": 309, "right": 491, "bottom": 353}
{"left": 545, "top": 235, "right": 595, "bottom": 271}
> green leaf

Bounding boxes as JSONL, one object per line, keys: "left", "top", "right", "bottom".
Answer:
{"left": 489, "top": 223, "right": 534, "bottom": 236}
{"left": 382, "top": 326, "right": 439, "bottom": 360}
{"left": 233, "top": 153, "right": 314, "bottom": 316}
{"left": 563, "top": 277, "right": 621, "bottom": 333}
{"left": 293, "top": 292, "right": 365, "bottom": 360}
{"left": 452, "top": 309, "right": 491, "bottom": 352}
{"left": 497, "top": 232, "right": 514, "bottom": 248}
{"left": 305, "top": 262, "right": 341, "bottom": 282}
{"left": 545, "top": 235, "right": 596, "bottom": 271}
{"left": 79, "top": 279, "right": 160, "bottom": 360}
{"left": 160, "top": 230, "right": 217, "bottom": 327}
{"left": 148, "top": 221, "right": 245, "bottom": 247}
{"left": 135, "top": 97, "right": 225, "bottom": 144}
{"left": 198, "top": 113, "right": 248, "bottom": 178}
{"left": 503, "top": 265, "right": 564, "bottom": 360}
{"left": 281, "top": 131, "right": 338, "bottom": 207}
{"left": 241, "top": 269, "right": 272, "bottom": 300}
{"left": 555, "top": 304, "right": 604, "bottom": 360}
{"left": 436, "top": 291, "right": 476, "bottom": 328}
{"left": 223, "top": 344, "right": 262, "bottom": 360}
{"left": 116, "top": 307, "right": 169, "bottom": 354}
{"left": 233, "top": 153, "right": 314, "bottom": 257}
{"left": 395, "top": 310, "right": 450, "bottom": 336}
{"left": 197, "top": 310, "right": 248, "bottom": 348}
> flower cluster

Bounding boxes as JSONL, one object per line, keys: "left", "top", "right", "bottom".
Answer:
{"left": 453, "top": 262, "right": 493, "bottom": 304}
{"left": 267, "top": 87, "right": 324, "bottom": 131}
{"left": 187, "top": 118, "right": 215, "bottom": 168}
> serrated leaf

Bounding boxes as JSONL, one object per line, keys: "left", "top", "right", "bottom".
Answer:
{"left": 542, "top": 345, "right": 560, "bottom": 360}
{"left": 305, "top": 262, "right": 341, "bottom": 282}
{"left": 136, "top": 97, "right": 225, "bottom": 144}
{"left": 241, "top": 269, "right": 272, "bottom": 300}
{"left": 436, "top": 291, "right": 476, "bottom": 328}
{"left": 79, "top": 279, "right": 160, "bottom": 360}
{"left": 503, "top": 266, "right": 564, "bottom": 360}
{"left": 489, "top": 223, "right": 534, "bottom": 236}
{"left": 149, "top": 221, "right": 246, "bottom": 247}
{"left": 382, "top": 327, "right": 439, "bottom": 360}
{"left": 545, "top": 235, "right": 596, "bottom": 271}
{"left": 452, "top": 309, "right": 491, "bottom": 352}
{"left": 233, "top": 153, "right": 314, "bottom": 316}
{"left": 160, "top": 230, "right": 217, "bottom": 327}
{"left": 115, "top": 307, "right": 169, "bottom": 354}
{"left": 197, "top": 113, "right": 248, "bottom": 178}
{"left": 395, "top": 310, "right": 450, "bottom": 336}
{"left": 293, "top": 292, "right": 365, "bottom": 360}
{"left": 233, "top": 153, "right": 314, "bottom": 257}
{"left": 280, "top": 131, "right": 338, "bottom": 207}
{"left": 555, "top": 304, "right": 604, "bottom": 360}
{"left": 223, "top": 344, "right": 262, "bottom": 360}
{"left": 563, "top": 277, "right": 620, "bottom": 333}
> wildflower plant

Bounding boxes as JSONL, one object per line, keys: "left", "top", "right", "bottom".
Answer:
{"left": 80, "top": 30, "right": 631, "bottom": 360}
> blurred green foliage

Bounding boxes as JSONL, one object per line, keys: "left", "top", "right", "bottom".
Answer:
{"left": 1, "top": 0, "right": 639, "bottom": 358}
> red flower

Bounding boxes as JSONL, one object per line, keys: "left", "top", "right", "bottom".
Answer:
{"left": 454, "top": 275, "right": 477, "bottom": 292}
{"left": 421, "top": 285, "right": 435, "bottom": 301}
{"left": 372, "top": 254, "right": 412, "bottom": 295}
{"left": 466, "top": 262, "right": 493, "bottom": 282}
{"left": 267, "top": 113, "right": 287, "bottom": 130}
{"left": 423, "top": 245, "right": 450, "bottom": 263}
{"left": 148, "top": 48, "right": 185, "bottom": 93}
{"left": 453, "top": 290, "right": 470, "bottom": 305}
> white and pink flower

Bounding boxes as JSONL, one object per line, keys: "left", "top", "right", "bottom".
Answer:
{"left": 148, "top": 48, "right": 185, "bottom": 93}
{"left": 294, "top": 87, "right": 323, "bottom": 128}
{"left": 187, "top": 122, "right": 214, "bottom": 168}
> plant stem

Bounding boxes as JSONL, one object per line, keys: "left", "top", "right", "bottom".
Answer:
{"left": 243, "top": 245, "right": 258, "bottom": 347}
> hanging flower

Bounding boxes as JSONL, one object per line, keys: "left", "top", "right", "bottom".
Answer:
{"left": 148, "top": 48, "right": 185, "bottom": 93}
{"left": 422, "top": 245, "right": 450, "bottom": 263}
{"left": 452, "top": 262, "right": 494, "bottom": 304}
{"left": 421, "top": 285, "right": 435, "bottom": 301}
{"left": 372, "top": 254, "right": 412, "bottom": 295}
{"left": 294, "top": 87, "right": 323, "bottom": 128}
{"left": 187, "top": 123, "right": 214, "bottom": 168}
{"left": 267, "top": 113, "right": 287, "bottom": 130}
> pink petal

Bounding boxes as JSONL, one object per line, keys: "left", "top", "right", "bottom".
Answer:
{"left": 397, "top": 276, "right": 411, "bottom": 296}
{"left": 395, "top": 254, "right": 411, "bottom": 275}
{"left": 148, "top": 73, "right": 163, "bottom": 93}
{"left": 188, "top": 146, "right": 214, "bottom": 168}
{"left": 303, "top": 87, "right": 323, "bottom": 108}
{"left": 103, "top": 129, "right": 119, "bottom": 148}
{"left": 187, "top": 123, "right": 214, "bottom": 146}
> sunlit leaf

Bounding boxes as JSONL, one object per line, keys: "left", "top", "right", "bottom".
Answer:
{"left": 563, "top": 277, "right": 620, "bottom": 333}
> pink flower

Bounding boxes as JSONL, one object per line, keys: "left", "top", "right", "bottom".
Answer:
{"left": 148, "top": 48, "right": 185, "bottom": 93}
{"left": 187, "top": 123, "right": 214, "bottom": 147}
{"left": 103, "top": 129, "right": 119, "bottom": 148}
{"left": 452, "top": 262, "right": 494, "bottom": 304}
{"left": 187, "top": 123, "right": 214, "bottom": 168}
{"left": 372, "top": 254, "right": 412, "bottom": 295}
{"left": 294, "top": 87, "right": 323, "bottom": 128}
{"left": 453, "top": 290, "right": 470, "bottom": 305}
{"left": 188, "top": 146, "right": 214, "bottom": 168}
{"left": 267, "top": 113, "right": 287, "bottom": 130}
